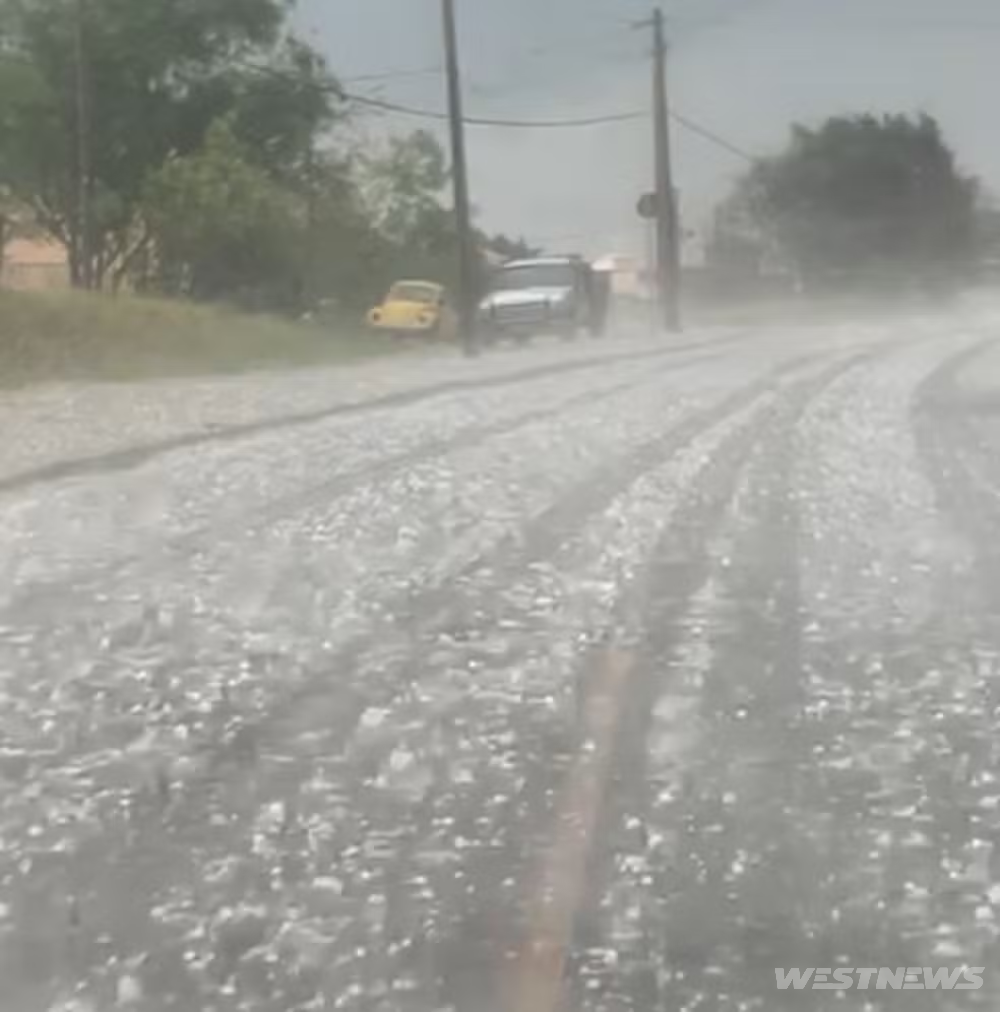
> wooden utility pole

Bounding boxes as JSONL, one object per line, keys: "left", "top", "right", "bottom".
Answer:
{"left": 441, "top": 0, "right": 479, "bottom": 356}
{"left": 73, "top": 0, "right": 93, "bottom": 289}
{"left": 652, "top": 8, "right": 681, "bottom": 332}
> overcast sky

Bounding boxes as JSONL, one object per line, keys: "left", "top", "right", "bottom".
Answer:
{"left": 295, "top": 0, "right": 1000, "bottom": 258}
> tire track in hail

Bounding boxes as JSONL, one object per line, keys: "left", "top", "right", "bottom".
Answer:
{"left": 189, "top": 351, "right": 825, "bottom": 779}
{"left": 910, "top": 342, "right": 1000, "bottom": 1000}
{"left": 0, "top": 353, "right": 830, "bottom": 1011}
{"left": 913, "top": 337, "right": 1000, "bottom": 611}
{"left": 0, "top": 348, "right": 726, "bottom": 798}
{"left": 594, "top": 336, "right": 988, "bottom": 1012}
{"left": 230, "top": 352, "right": 866, "bottom": 1012}
{"left": 0, "top": 333, "right": 751, "bottom": 496}
{"left": 594, "top": 338, "right": 1000, "bottom": 1012}
{"left": 25, "top": 350, "right": 818, "bottom": 797}
{"left": 0, "top": 346, "right": 728, "bottom": 627}
{"left": 558, "top": 347, "right": 886, "bottom": 1012}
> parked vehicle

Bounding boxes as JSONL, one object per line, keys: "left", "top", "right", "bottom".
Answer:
{"left": 477, "top": 256, "right": 609, "bottom": 344}
{"left": 368, "top": 281, "right": 457, "bottom": 340}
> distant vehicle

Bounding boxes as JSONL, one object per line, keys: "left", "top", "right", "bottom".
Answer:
{"left": 368, "top": 281, "right": 457, "bottom": 340}
{"left": 478, "top": 256, "right": 609, "bottom": 344}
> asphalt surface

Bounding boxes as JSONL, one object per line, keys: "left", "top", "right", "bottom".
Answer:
{"left": 3, "top": 318, "right": 1000, "bottom": 1012}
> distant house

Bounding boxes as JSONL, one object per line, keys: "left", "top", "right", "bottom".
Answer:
{"left": 593, "top": 254, "right": 649, "bottom": 299}
{"left": 0, "top": 237, "right": 71, "bottom": 291}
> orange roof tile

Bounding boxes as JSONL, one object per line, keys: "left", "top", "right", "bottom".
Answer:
{"left": 3, "top": 237, "right": 69, "bottom": 268}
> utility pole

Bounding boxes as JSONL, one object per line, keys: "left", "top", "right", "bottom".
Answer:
{"left": 651, "top": 8, "right": 681, "bottom": 332}
{"left": 304, "top": 140, "right": 320, "bottom": 311}
{"left": 73, "top": 0, "right": 93, "bottom": 289}
{"left": 441, "top": 0, "right": 479, "bottom": 356}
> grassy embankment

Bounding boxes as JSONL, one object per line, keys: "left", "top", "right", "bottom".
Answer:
{"left": 0, "top": 289, "right": 404, "bottom": 390}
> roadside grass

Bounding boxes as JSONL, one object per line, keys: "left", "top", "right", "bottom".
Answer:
{"left": 0, "top": 289, "right": 413, "bottom": 389}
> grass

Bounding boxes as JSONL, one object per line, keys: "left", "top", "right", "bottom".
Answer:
{"left": 0, "top": 289, "right": 408, "bottom": 389}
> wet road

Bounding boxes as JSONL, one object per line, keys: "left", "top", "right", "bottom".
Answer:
{"left": 2, "top": 318, "right": 1000, "bottom": 1012}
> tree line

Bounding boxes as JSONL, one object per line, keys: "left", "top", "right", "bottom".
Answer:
{"left": 709, "top": 113, "right": 986, "bottom": 296}
{"left": 0, "top": 0, "right": 535, "bottom": 313}
{"left": 2, "top": 0, "right": 992, "bottom": 311}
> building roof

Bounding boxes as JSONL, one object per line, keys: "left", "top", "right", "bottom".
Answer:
{"left": 593, "top": 254, "right": 639, "bottom": 272}
{"left": 3, "top": 237, "right": 69, "bottom": 268}
{"left": 502, "top": 256, "right": 582, "bottom": 269}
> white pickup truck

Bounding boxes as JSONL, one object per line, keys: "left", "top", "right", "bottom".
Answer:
{"left": 477, "top": 256, "right": 609, "bottom": 344}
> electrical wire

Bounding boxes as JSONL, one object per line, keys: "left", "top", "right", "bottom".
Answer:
{"left": 341, "top": 66, "right": 441, "bottom": 85}
{"left": 343, "top": 89, "right": 645, "bottom": 129}
{"left": 232, "top": 59, "right": 643, "bottom": 129}
{"left": 669, "top": 109, "right": 758, "bottom": 162}
{"left": 235, "top": 58, "right": 757, "bottom": 160}
{"left": 344, "top": 82, "right": 759, "bottom": 161}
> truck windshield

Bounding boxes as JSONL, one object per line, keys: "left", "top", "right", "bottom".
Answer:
{"left": 493, "top": 264, "right": 577, "bottom": 290}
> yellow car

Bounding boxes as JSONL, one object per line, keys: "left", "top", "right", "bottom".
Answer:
{"left": 367, "top": 280, "right": 456, "bottom": 340}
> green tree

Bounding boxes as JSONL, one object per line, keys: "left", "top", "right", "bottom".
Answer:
{"left": 362, "top": 130, "right": 448, "bottom": 238}
{"left": 300, "top": 155, "right": 394, "bottom": 311}
{"left": 728, "top": 113, "right": 978, "bottom": 292}
{"left": 357, "top": 129, "right": 462, "bottom": 288}
{"left": 0, "top": 0, "right": 335, "bottom": 289}
{"left": 356, "top": 130, "right": 535, "bottom": 298}
{"left": 483, "top": 233, "right": 541, "bottom": 262}
{"left": 0, "top": 1, "right": 535, "bottom": 317}
{"left": 143, "top": 119, "right": 300, "bottom": 308}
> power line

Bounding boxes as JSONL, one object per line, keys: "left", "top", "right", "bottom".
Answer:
{"left": 236, "top": 57, "right": 755, "bottom": 156}
{"left": 343, "top": 89, "right": 646, "bottom": 129}
{"left": 348, "top": 82, "right": 758, "bottom": 163}
{"left": 670, "top": 109, "right": 757, "bottom": 162}
{"left": 233, "top": 59, "right": 644, "bottom": 130}
{"left": 743, "top": 16, "right": 1000, "bottom": 32}
{"left": 341, "top": 66, "right": 441, "bottom": 85}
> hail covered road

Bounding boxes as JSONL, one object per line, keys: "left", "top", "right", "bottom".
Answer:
{"left": 2, "top": 312, "right": 1000, "bottom": 1012}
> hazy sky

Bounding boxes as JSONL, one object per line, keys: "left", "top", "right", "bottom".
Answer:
{"left": 296, "top": 0, "right": 1000, "bottom": 257}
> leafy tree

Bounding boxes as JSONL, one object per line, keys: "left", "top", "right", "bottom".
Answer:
{"left": 0, "top": 0, "right": 336, "bottom": 289}
{"left": 0, "top": 1, "right": 537, "bottom": 317}
{"left": 301, "top": 156, "right": 395, "bottom": 311}
{"left": 145, "top": 121, "right": 393, "bottom": 313}
{"left": 727, "top": 113, "right": 978, "bottom": 292}
{"left": 356, "top": 132, "right": 543, "bottom": 298}
{"left": 143, "top": 119, "right": 300, "bottom": 308}
{"left": 483, "top": 233, "right": 541, "bottom": 262}
{"left": 361, "top": 130, "right": 448, "bottom": 239}
{"left": 357, "top": 129, "right": 462, "bottom": 290}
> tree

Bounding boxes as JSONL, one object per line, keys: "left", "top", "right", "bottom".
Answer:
{"left": 483, "top": 233, "right": 541, "bottom": 262}
{"left": 357, "top": 129, "right": 463, "bottom": 290}
{"left": 727, "top": 113, "right": 978, "bottom": 292}
{"left": 143, "top": 119, "right": 300, "bottom": 308}
{"left": 0, "top": 0, "right": 336, "bottom": 289}
{"left": 0, "top": 1, "right": 536, "bottom": 316}
{"left": 361, "top": 130, "right": 448, "bottom": 239}
{"left": 300, "top": 155, "right": 394, "bottom": 311}
{"left": 355, "top": 132, "right": 543, "bottom": 297}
